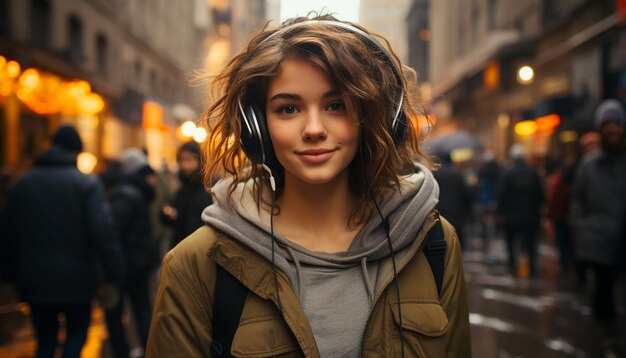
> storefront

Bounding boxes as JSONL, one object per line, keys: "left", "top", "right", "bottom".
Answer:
{"left": 1, "top": 55, "right": 106, "bottom": 175}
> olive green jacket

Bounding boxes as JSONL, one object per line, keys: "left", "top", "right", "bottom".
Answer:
{"left": 146, "top": 212, "right": 471, "bottom": 357}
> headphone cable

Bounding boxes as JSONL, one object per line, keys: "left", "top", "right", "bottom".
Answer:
{"left": 262, "top": 164, "right": 284, "bottom": 315}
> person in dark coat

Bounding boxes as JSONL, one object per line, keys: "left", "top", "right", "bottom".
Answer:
{"left": 0, "top": 125, "right": 125, "bottom": 358}
{"left": 570, "top": 99, "right": 626, "bottom": 353}
{"left": 162, "top": 141, "right": 213, "bottom": 249}
{"left": 497, "top": 144, "right": 544, "bottom": 277}
{"left": 433, "top": 154, "right": 472, "bottom": 249}
{"left": 106, "top": 148, "right": 160, "bottom": 358}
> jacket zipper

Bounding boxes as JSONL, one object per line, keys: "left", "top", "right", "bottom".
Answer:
{"left": 359, "top": 211, "right": 440, "bottom": 355}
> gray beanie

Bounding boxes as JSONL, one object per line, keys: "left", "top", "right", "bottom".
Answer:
{"left": 121, "top": 148, "right": 148, "bottom": 174}
{"left": 595, "top": 99, "right": 625, "bottom": 128}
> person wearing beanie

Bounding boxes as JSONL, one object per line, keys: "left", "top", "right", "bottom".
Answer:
{"left": 1, "top": 126, "right": 125, "bottom": 357}
{"left": 570, "top": 99, "right": 626, "bottom": 354}
{"left": 594, "top": 99, "right": 626, "bottom": 154}
{"left": 161, "top": 141, "right": 213, "bottom": 249}
{"left": 106, "top": 147, "right": 160, "bottom": 358}
{"left": 52, "top": 125, "right": 84, "bottom": 153}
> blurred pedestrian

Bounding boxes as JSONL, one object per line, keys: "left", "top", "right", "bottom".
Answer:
{"left": 475, "top": 151, "right": 502, "bottom": 259}
{"left": 433, "top": 153, "right": 472, "bottom": 249}
{"left": 546, "top": 155, "right": 576, "bottom": 273}
{"left": 161, "top": 141, "right": 213, "bottom": 249}
{"left": 570, "top": 99, "right": 626, "bottom": 352}
{"left": 147, "top": 14, "right": 471, "bottom": 357}
{"left": 106, "top": 148, "right": 161, "bottom": 358}
{"left": 497, "top": 144, "right": 544, "bottom": 277}
{"left": 0, "top": 125, "right": 125, "bottom": 358}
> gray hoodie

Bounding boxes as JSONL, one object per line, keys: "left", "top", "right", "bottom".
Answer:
{"left": 201, "top": 162, "right": 439, "bottom": 357}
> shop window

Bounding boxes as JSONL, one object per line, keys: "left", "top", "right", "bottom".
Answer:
{"left": 29, "top": 0, "right": 50, "bottom": 48}
{"left": 66, "top": 14, "right": 85, "bottom": 63}
{"left": 96, "top": 33, "right": 108, "bottom": 75}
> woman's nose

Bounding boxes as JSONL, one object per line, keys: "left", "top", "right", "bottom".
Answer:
{"left": 302, "top": 110, "right": 327, "bottom": 141}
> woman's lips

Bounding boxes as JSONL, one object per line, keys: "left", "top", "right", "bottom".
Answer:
{"left": 296, "top": 149, "right": 335, "bottom": 164}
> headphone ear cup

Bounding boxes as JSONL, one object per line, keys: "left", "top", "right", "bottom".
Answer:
{"left": 251, "top": 104, "right": 275, "bottom": 164}
{"left": 391, "top": 111, "right": 409, "bottom": 147}
{"left": 239, "top": 103, "right": 265, "bottom": 164}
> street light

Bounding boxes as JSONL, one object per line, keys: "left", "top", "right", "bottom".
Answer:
{"left": 517, "top": 65, "right": 534, "bottom": 85}
{"left": 193, "top": 127, "right": 207, "bottom": 143}
{"left": 181, "top": 121, "right": 196, "bottom": 137}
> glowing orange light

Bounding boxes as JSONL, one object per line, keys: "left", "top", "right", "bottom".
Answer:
{"left": 65, "top": 80, "right": 91, "bottom": 98}
{"left": 0, "top": 55, "right": 6, "bottom": 68}
{"left": 6, "top": 61, "right": 21, "bottom": 78}
{"left": 536, "top": 114, "right": 560, "bottom": 132}
{"left": 78, "top": 93, "right": 105, "bottom": 114}
{"left": 143, "top": 101, "right": 163, "bottom": 129}
{"left": 19, "top": 69, "right": 41, "bottom": 90}
{"left": 484, "top": 62, "right": 500, "bottom": 89}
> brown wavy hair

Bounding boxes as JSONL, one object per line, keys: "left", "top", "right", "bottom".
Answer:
{"left": 201, "top": 13, "right": 430, "bottom": 223}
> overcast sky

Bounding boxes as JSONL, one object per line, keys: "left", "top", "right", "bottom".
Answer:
{"left": 280, "top": 0, "right": 360, "bottom": 22}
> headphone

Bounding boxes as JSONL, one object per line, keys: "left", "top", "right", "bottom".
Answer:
{"left": 238, "top": 20, "right": 409, "bottom": 166}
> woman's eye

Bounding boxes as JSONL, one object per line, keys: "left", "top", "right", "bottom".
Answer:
{"left": 327, "top": 102, "right": 346, "bottom": 112}
{"left": 278, "top": 105, "right": 298, "bottom": 115}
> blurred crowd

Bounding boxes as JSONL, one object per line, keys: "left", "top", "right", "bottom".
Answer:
{"left": 432, "top": 98, "right": 626, "bottom": 354}
{"left": 0, "top": 130, "right": 212, "bottom": 358}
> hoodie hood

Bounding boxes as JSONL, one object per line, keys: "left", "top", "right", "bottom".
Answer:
{"left": 202, "top": 162, "right": 439, "bottom": 282}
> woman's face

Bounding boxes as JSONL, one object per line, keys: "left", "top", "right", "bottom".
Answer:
{"left": 266, "top": 56, "right": 359, "bottom": 186}
{"left": 178, "top": 150, "right": 200, "bottom": 177}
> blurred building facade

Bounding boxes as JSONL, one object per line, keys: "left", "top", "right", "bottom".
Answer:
{"left": 425, "top": 0, "right": 625, "bottom": 161}
{"left": 360, "top": 0, "right": 413, "bottom": 65}
{"left": 407, "top": 0, "right": 429, "bottom": 84}
{"left": 0, "top": 0, "right": 213, "bottom": 179}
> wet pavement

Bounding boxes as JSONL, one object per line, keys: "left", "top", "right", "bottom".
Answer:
{"left": 0, "top": 299, "right": 142, "bottom": 358}
{"left": 1, "top": 233, "right": 624, "bottom": 357}
{"left": 465, "top": 234, "right": 626, "bottom": 358}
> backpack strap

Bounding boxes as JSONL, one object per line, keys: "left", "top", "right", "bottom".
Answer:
{"left": 424, "top": 219, "right": 446, "bottom": 297}
{"left": 210, "top": 265, "right": 247, "bottom": 358}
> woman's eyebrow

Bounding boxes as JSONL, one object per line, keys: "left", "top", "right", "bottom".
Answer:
{"left": 269, "top": 93, "right": 300, "bottom": 102}
{"left": 269, "top": 90, "right": 340, "bottom": 102}
{"left": 322, "top": 90, "right": 340, "bottom": 99}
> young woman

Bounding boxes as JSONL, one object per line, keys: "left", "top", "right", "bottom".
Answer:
{"left": 147, "top": 14, "right": 471, "bottom": 357}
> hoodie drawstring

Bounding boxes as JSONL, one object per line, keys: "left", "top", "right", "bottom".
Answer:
{"left": 286, "top": 246, "right": 304, "bottom": 300}
{"left": 361, "top": 257, "right": 374, "bottom": 305}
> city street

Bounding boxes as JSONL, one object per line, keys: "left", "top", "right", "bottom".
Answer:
{"left": 1, "top": 232, "right": 624, "bottom": 357}
{"left": 465, "top": 234, "right": 625, "bottom": 358}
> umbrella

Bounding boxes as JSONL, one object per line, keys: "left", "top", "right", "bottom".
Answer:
{"left": 425, "top": 130, "right": 483, "bottom": 159}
